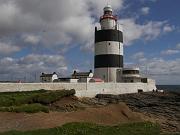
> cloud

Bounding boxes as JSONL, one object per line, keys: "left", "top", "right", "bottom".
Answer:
{"left": 163, "top": 25, "right": 174, "bottom": 33}
{"left": 141, "top": 7, "right": 150, "bottom": 15}
{"left": 0, "top": 0, "right": 124, "bottom": 81}
{"left": 22, "top": 34, "right": 41, "bottom": 45}
{"left": 0, "top": 0, "right": 124, "bottom": 52}
{"left": 0, "top": 42, "right": 20, "bottom": 55}
{"left": 140, "top": 0, "right": 158, "bottom": 2}
{"left": 133, "top": 57, "right": 180, "bottom": 84}
{"left": 119, "top": 19, "right": 172, "bottom": 45}
{"left": 161, "top": 49, "right": 179, "bottom": 55}
{"left": 129, "top": 51, "right": 180, "bottom": 84}
{"left": 0, "top": 0, "right": 174, "bottom": 50}
{"left": 0, "top": 0, "right": 177, "bottom": 83}
{"left": 176, "top": 43, "right": 180, "bottom": 50}
{"left": 131, "top": 52, "right": 144, "bottom": 59}
{"left": 0, "top": 54, "right": 68, "bottom": 81}
{"left": 160, "top": 43, "right": 180, "bottom": 56}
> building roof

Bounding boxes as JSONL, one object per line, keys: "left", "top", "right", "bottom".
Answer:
{"left": 104, "top": 4, "right": 113, "bottom": 12}
{"left": 71, "top": 70, "right": 93, "bottom": 78}
{"left": 40, "top": 72, "right": 57, "bottom": 77}
{"left": 40, "top": 74, "right": 53, "bottom": 77}
{"left": 72, "top": 72, "right": 90, "bottom": 76}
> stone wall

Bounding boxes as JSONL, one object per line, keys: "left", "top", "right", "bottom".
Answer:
{"left": 0, "top": 81, "right": 156, "bottom": 97}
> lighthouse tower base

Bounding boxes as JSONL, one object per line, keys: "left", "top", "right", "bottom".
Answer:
{"left": 94, "top": 68, "right": 123, "bottom": 82}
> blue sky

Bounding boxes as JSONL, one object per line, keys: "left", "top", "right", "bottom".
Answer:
{"left": 0, "top": 0, "right": 179, "bottom": 84}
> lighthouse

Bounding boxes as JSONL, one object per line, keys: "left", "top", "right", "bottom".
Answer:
{"left": 94, "top": 5, "right": 124, "bottom": 82}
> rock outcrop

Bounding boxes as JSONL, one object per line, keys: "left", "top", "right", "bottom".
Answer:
{"left": 96, "top": 92, "right": 180, "bottom": 133}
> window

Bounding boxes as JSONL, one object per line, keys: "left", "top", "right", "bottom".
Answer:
{"left": 138, "top": 89, "right": 143, "bottom": 93}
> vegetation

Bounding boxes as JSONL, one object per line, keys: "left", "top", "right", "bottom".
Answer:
{"left": 0, "top": 122, "right": 162, "bottom": 135}
{"left": 162, "top": 133, "right": 180, "bottom": 135}
{"left": 0, "top": 103, "right": 49, "bottom": 113}
{"left": 0, "top": 89, "right": 75, "bottom": 113}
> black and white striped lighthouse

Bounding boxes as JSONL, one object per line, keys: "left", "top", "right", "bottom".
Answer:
{"left": 94, "top": 5, "right": 123, "bottom": 82}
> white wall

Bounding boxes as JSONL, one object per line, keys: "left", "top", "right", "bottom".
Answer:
{"left": 100, "top": 18, "right": 116, "bottom": 30}
{"left": 0, "top": 81, "right": 156, "bottom": 97}
{"left": 95, "top": 41, "right": 123, "bottom": 55}
{"left": 94, "top": 67, "right": 119, "bottom": 82}
{"left": 52, "top": 74, "right": 58, "bottom": 82}
{"left": 76, "top": 82, "right": 156, "bottom": 97}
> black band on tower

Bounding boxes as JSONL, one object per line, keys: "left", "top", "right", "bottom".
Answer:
{"left": 95, "top": 54, "right": 123, "bottom": 68}
{"left": 95, "top": 29, "right": 123, "bottom": 43}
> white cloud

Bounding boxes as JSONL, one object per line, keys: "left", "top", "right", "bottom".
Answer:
{"left": 149, "top": 58, "right": 180, "bottom": 84}
{"left": 0, "top": 0, "right": 174, "bottom": 50}
{"left": 141, "top": 7, "right": 150, "bottom": 15}
{"left": 0, "top": 54, "right": 68, "bottom": 81}
{"left": 0, "top": 42, "right": 20, "bottom": 54}
{"left": 19, "top": 54, "right": 67, "bottom": 70}
{"left": 134, "top": 57, "right": 180, "bottom": 84}
{"left": 129, "top": 51, "right": 180, "bottom": 84}
{"left": 132, "top": 52, "right": 144, "bottom": 59}
{"left": 86, "top": 0, "right": 124, "bottom": 16}
{"left": 0, "top": 0, "right": 124, "bottom": 51}
{"left": 176, "top": 43, "right": 180, "bottom": 50}
{"left": 119, "top": 19, "right": 172, "bottom": 45}
{"left": 22, "top": 34, "right": 41, "bottom": 45}
{"left": 0, "top": 0, "right": 177, "bottom": 83}
{"left": 161, "top": 49, "right": 179, "bottom": 55}
{"left": 163, "top": 25, "right": 174, "bottom": 33}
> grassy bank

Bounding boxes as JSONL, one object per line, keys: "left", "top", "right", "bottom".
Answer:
{"left": 0, "top": 89, "right": 75, "bottom": 113}
{"left": 0, "top": 122, "right": 162, "bottom": 135}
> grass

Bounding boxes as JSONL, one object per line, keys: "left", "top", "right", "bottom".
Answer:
{"left": 0, "top": 122, "right": 162, "bottom": 135}
{"left": 162, "top": 133, "right": 180, "bottom": 135}
{"left": 0, "top": 89, "right": 75, "bottom": 113}
{"left": 0, "top": 103, "right": 49, "bottom": 113}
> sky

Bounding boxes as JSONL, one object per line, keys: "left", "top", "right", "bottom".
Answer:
{"left": 0, "top": 0, "right": 180, "bottom": 84}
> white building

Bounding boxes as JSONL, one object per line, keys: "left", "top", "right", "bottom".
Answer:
{"left": 72, "top": 70, "right": 93, "bottom": 83}
{"left": 40, "top": 72, "right": 58, "bottom": 82}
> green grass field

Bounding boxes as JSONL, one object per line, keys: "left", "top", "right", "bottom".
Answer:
{"left": 0, "top": 89, "right": 75, "bottom": 113}
{"left": 1, "top": 122, "right": 178, "bottom": 135}
{"left": 0, "top": 122, "right": 163, "bottom": 135}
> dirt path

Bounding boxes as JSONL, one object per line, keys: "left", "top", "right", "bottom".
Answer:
{"left": 0, "top": 103, "right": 146, "bottom": 132}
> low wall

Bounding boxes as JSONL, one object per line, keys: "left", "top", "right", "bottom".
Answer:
{"left": 0, "top": 82, "right": 156, "bottom": 97}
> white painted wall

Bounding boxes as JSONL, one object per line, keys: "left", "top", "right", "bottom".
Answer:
{"left": 95, "top": 41, "right": 123, "bottom": 55}
{"left": 70, "top": 79, "right": 78, "bottom": 83}
{"left": 52, "top": 74, "right": 58, "bottom": 82}
{"left": 117, "top": 24, "right": 123, "bottom": 32}
{"left": 100, "top": 18, "right": 116, "bottom": 30}
{"left": 94, "top": 67, "right": 120, "bottom": 82}
{"left": 0, "top": 81, "right": 156, "bottom": 97}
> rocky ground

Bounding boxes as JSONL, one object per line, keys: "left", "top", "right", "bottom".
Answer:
{"left": 0, "top": 91, "right": 179, "bottom": 133}
{"left": 96, "top": 92, "right": 180, "bottom": 133}
{"left": 50, "top": 91, "right": 180, "bottom": 133}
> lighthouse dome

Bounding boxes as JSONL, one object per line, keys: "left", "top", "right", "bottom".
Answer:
{"left": 104, "top": 4, "right": 113, "bottom": 12}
